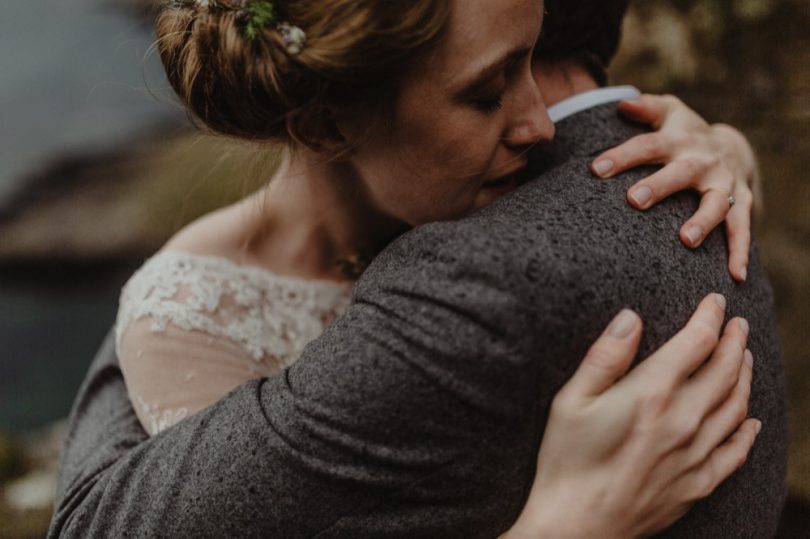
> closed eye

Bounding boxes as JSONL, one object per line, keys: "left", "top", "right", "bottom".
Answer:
{"left": 474, "top": 94, "right": 504, "bottom": 113}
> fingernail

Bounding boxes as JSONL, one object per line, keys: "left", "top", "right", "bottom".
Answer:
{"left": 740, "top": 267, "right": 748, "bottom": 281}
{"left": 685, "top": 224, "right": 704, "bottom": 246}
{"left": 593, "top": 159, "right": 614, "bottom": 177}
{"left": 754, "top": 420, "right": 762, "bottom": 435}
{"left": 738, "top": 318, "right": 750, "bottom": 336}
{"left": 744, "top": 349, "right": 754, "bottom": 368}
{"left": 607, "top": 309, "right": 638, "bottom": 338}
{"left": 629, "top": 186, "right": 653, "bottom": 208}
{"left": 714, "top": 294, "right": 727, "bottom": 310}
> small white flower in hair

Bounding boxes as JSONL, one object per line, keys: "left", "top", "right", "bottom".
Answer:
{"left": 278, "top": 22, "right": 307, "bottom": 55}
{"left": 196, "top": 0, "right": 211, "bottom": 8}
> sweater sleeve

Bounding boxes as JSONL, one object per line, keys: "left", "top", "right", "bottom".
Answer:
{"left": 50, "top": 224, "right": 540, "bottom": 539}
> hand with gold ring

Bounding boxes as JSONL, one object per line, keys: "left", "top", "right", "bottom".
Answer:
{"left": 590, "top": 94, "right": 759, "bottom": 283}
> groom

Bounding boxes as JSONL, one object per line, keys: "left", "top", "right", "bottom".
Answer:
{"left": 50, "top": 1, "right": 787, "bottom": 537}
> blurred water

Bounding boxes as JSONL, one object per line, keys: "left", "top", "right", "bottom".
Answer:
{"left": 0, "top": 263, "right": 138, "bottom": 431}
{"left": 0, "top": 0, "right": 184, "bottom": 432}
{"left": 0, "top": 0, "right": 183, "bottom": 208}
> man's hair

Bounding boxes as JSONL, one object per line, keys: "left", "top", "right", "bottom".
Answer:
{"left": 535, "top": 0, "right": 631, "bottom": 86}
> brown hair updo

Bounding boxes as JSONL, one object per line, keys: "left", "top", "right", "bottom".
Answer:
{"left": 156, "top": 0, "right": 451, "bottom": 143}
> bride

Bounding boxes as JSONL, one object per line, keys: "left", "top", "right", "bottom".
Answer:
{"left": 115, "top": 0, "right": 760, "bottom": 536}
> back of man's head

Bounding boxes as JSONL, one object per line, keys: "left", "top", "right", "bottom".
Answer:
{"left": 536, "top": 0, "right": 631, "bottom": 86}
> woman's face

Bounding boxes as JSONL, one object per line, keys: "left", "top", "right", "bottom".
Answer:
{"left": 344, "top": 0, "right": 554, "bottom": 226}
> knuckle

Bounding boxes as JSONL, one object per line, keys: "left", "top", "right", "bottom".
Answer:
{"left": 679, "top": 158, "right": 699, "bottom": 179}
{"left": 693, "top": 470, "right": 717, "bottom": 500}
{"left": 551, "top": 386, "right": 576, "bottom": 411}
{"left": 721, "top": 362, "right": 742, "bottom": 391}
{"left": 707, "top": 153, "right": 722, "bottom": 168}
{"left": 639, "top": 93, "right": 657, "bottom": 107}
{"left": 732, "top": 398, "right": 749, "bottom": 425}
{"left": 692, "top": 324, "right": 720, "bottom": 350}
{"left": 704, "top": 193, "right": 728, "bottom": 215}
{"left": 719, "top": 349, "right": 742, "bottom": 377}
{"left": 734, "top": 176, "right": 752, "bottom": 192}
{"left": 640, "top": 133, "right": 662, "bottom": 156}
{"left": 711, "top": 203, "right": 731, "bottom": 221}
{"left": 718, "top": 170, "right": 735, "bottom": 188}
{"left": 669, "top": 415, "right": 700, "bottom": 445}
{"left": 739, "top": 188, "right": 754, "bottom": 206}
{"left": 638, "top": 390, "right": 672, "bottom": 421}
{"left": 717, "top": 362, "right": 740, "bottom": 396}
{"left": 584, "top": 347, "right": 620, "bottom": 375}
{"left": 669, "top": 129, "right": 691, "bottom": 148}
{"left": 663, "top": 93, "right": 680, "bottom": 106}
{"left": 686, "top": 445, "right": 708, "bottom": 470}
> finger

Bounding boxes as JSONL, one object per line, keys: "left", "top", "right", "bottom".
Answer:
{"left": 680, "top": 189, "right": 733, "bottom": 248}
{"left": 638, "top": 294, "right": 727, "bottom": 386}
{"left": 679, "top": 317, "right": 749, "bottom": 419}
{"left": 681, "top": 417, "right": 761, "bottom": 502}
{"left": 592, "top": 132, "right": 668, "bottom": 178}
{"left": 725, "top": 190, "right": 753, "bottom": 282}
{"left": 564, "top": 309, "right": 643, "bottom": 398}
{"left": 626, "top": 160, "right": 703, "bottom": 210}
{"left": 616, "top": 94, "right": 674, "bottom": 128}
{"left": 685, "top": 349, "right": 753, "bottom": 466}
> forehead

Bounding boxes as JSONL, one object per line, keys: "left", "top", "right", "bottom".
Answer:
{"left": 432, "top": 0, "right": 545, "bottom": 86}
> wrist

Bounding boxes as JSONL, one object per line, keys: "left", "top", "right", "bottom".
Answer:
{"left": 500, "top": 499, "right": 568, "bottom": 539}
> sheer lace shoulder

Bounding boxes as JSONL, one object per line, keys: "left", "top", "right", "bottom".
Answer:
{"left": 115, "top": 250, "right": 353, "bottom": 367}
{"left": 115, "top": 250, "right": 353, "bottom": 435}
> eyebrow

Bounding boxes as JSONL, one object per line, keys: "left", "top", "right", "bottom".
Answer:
{"left": 454, "top": 46, "right": 533, "bottom": 97}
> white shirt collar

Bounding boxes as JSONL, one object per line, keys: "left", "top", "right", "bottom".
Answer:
{"left": 547, "top": 85, "right": 641, "bottom": 123}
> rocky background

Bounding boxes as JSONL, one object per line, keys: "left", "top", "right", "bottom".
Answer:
{"left": 0, "top": 0, "right": 807, "bottom": 536}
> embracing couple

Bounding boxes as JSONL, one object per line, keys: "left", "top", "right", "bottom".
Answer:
{"left": 50, "top": 0, "right": 787, "bottom": 537}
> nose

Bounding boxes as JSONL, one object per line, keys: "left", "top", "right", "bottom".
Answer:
{"left": 503, "top": 74, "right": 555, "bottom": 149}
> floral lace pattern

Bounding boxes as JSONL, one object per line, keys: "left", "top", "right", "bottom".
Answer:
{"left": 115, "top": 250, "right": 353, "bottom": 367}
{"left": 134, "top": 394, "right": 189, "bottom": 436}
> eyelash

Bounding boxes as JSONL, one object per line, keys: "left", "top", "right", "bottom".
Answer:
{"left": 470, "top": 53, "right": 528, "bottom": 114}
{"left": 474, "top": 93, "right": 504, "bottom": 113}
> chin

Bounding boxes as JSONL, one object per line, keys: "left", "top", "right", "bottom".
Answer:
{"left": 473, "top": 185, "right": 517, "bottom": 211}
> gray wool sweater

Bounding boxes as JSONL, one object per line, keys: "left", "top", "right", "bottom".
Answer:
{"left": 50, "top": 103, "right": 787, "bottom": 538}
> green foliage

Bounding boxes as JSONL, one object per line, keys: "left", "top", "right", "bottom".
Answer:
{"left": 245, "top": 1, "right": 276, "bottom": 42}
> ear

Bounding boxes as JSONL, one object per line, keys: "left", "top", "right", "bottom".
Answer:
{"left": 286, "top": 105, "right": 352, "bottom": 158}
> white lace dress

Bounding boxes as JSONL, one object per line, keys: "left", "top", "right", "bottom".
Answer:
{"left": 115, "top": 250, "right": 353, "bottom": 436}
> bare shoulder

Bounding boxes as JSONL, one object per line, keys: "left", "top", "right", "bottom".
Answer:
{"left": 163, "top": 196, "right": 262, "bottom": 259}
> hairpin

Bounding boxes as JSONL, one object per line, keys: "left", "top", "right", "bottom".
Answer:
{"left": 172, "top": 0, "right": 307, "bottom": 53}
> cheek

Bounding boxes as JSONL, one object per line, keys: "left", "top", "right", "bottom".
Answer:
{"left": 399, "top": 103, "right": 499, "bottom": 178}
{"left": 356, "top": 100, "right": 504, "bottom": 224}
{"left": 360, "top": 152, "right": 474, "bottom": 226}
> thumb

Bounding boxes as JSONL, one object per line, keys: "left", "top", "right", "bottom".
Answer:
{"left": 566, "top": 309, "right": 643, "bottom": 398}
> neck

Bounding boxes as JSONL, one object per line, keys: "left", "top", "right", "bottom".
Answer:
{"left": 244, "top": 147, "right": 407, "bottom": 281}
{"left": 533, "top": 59, "right": 600, "bottom": 107}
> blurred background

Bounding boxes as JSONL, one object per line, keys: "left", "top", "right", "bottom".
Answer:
{"left": 0, "top": 0, "right": 807, "bottom": 536}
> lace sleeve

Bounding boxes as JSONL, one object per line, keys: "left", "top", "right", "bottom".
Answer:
{"left": 114, "top": 250, "right": 352, "bottom": 435}
{"left": 118, "top": 319, "right": 275, "bottom": 436}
